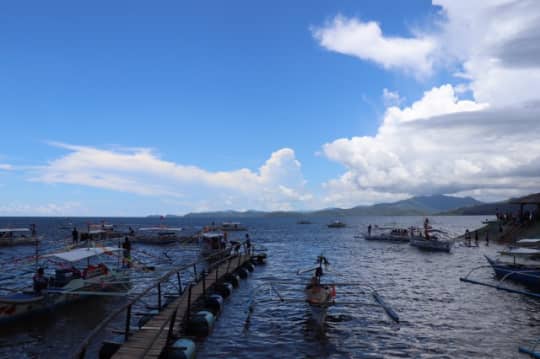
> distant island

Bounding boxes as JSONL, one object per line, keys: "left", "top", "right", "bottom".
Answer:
{"left": 148, "top": 194, "right": 490, "bottom": 218}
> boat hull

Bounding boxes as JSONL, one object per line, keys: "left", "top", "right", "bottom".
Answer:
{"left": 485, "top": 256, "right": 540, "bottom": 287}
{"left": 410, "top": 237, "right": 451, "bottom": 252}
{"left": 365, "top": 234, "right": 409, "bottom": 243}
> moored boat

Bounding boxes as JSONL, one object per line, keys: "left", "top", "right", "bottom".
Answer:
{"left": 200, "top": 232, "right": 231, "bottom": 258}
{"left": 365, "top": 227, "right": 411, "bottom": 242}
{"left": 220, "top": 222, "right": 247, "bottom": 231}
{"left": 304, "top": 256, "right": 335, "bottom": 326}
{"left": 0, "top": 246, "right": 127, "bottom": 323}
{"left": 133, "top": 226, "right": 183, "bottom": 245}
{"left": 0, "top": 226, "right": 40, "bottom": 247}
{"left": 410, "top": 236, "right": 452, "bottom": 252}
{"left": 484, "top": 249, "right": 540, "bottom": 287}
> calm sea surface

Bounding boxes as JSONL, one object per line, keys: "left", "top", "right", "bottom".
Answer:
{"left": 0, "top": 216, "right": 538, "bottom": 359}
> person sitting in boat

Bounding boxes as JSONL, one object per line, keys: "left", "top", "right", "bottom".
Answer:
{"left": 33, "top": 267, "right": 48, "bottom": 295}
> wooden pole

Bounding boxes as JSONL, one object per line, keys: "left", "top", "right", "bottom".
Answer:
{"left": 158, "top": 282, "right": 162, "bottom": 311}
{"left": 177, "top": 271, "right": 182, "bottom": 294}
{"left": 124, "top": 304, "right": 132, "bottom": 341}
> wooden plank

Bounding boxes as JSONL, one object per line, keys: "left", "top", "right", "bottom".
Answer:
{"left": 112, "top": 255, "right": 251, "bottom": 358}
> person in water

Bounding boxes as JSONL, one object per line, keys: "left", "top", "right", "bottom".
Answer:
{"left": 474, "top": 231, "right": 479, "bottom": 246}
{"left": 33, "top": 267, "right": 48, "bottom": 295}
{"left": 368, "top": 224, "right": 372, "bottom": 236}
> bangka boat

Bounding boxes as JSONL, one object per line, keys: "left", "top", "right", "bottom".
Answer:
{"left": 200, "top": 232, "right": 231, "bottom": 258}
{"left": 220, "top": 222, "right": 247, "bottom": 231}
{"left": 410, "top": 236, "right": 452, "bottom": 252}
{"left": 297, "top": 220, "right": 312, "bottom": 225}
{"left": 0, "top": 227, "right": 40, "bottom": 247}
{"left": 0, "top": 246, "right": 128, "bottom": 323}
{"left": 327, "top": 220, "right": 346, "bottom": 228}
{"left": 244, "top": 255, "right": 400, "bottom": 330}
{"left": 484, "top": 249, "right": 540, "bottom": 287}
{"left": 365, "top": 227, "right": 411, "bottom": 242}
{"left": 133, "top": 226, "right": 183, "bottom": 245}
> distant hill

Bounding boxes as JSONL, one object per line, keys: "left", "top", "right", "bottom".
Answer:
{"left": 179, "top": 194, "right": 483, "bottom": 218}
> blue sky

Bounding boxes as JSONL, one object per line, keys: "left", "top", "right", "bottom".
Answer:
{"left": 1, "top": 1, "right": 539, "bottom": 216}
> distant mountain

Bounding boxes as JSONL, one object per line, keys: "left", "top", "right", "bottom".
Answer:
{"left": 179, "top": 194, "right": 483, "bottom": 218}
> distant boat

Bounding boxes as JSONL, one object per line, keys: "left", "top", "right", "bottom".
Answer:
{"left": 365, "top": 227, "right": 411, "bottom": 243}
{"left": 133, "top": 226, "right": 183, "bottom": 245}
{"left": 0, "top": 227, "right": 40, "bottom": 247}
{"left": 327, "top": 220, "right": 346, "bottom": 228}
{"left": 220, "top": 222, "right": 247, "bottom": 231}
{"left": 297, "top": 220, "right": 312, "bottom": 225}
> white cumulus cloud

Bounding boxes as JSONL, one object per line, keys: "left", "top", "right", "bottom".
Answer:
{"left": 312, "top": 15, "right": 437, "bottom": 76}
{"left": 32, "top": 143, "right": 313, "bottom": 212}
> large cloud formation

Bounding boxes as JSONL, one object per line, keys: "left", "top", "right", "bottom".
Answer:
{"left": 34, "top": 143, "right": 312, "bottom": 212}
{"left": 316, "top": 0, "right": 540, "bottom": 207}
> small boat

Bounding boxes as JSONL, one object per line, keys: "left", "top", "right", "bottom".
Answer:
{"left": 365, "top": 227, "right": 411, "bottom": 242}
{"left": 515, "top": 238, "right": 540, "bottom": 247}
{"left": 484, "top": 249, "right": 540, "bottom": 287}
{"left": 200, "top": 232, "right": 231, "bottom": 258}
{"left": 220, "top": 222, "right": 247, "bottom": 231}
{"left": 0, "top": 227, "right": 40, "bottom": 247}
{"left": 0, "top": 246, "right": 127, "bottom": 323}
{"left": 410, "top": 236, "right": 452, "bottom": 252}
{"left": 327, "top": 220, "right": 346, "bottom": 228}
{"left": 297, "top": 220, "right": 312, "bottom": 225}
{"left": 133, "top": 226, "right": 183, "bottom": 245}
{"left": 304, "top": 256, "right": 335, "bottom": 326}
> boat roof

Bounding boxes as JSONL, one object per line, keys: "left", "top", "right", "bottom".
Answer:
{"left": 139, "top": 227, "right": 183, "bottom": 231}
{"left": 517, "top": 238, "right": 540, "bottom": 244}
{"left": 222, "top": 222, "right": 241, "bottom": 225}
{"left": 87, "top": 229, "right": 106, "bottom": 234}
{"left": 500, "top": 247, "right": 540, "bottom": 257}
{"left": 0, "top": 228, "right": 30, "bottom": 232}
{"left": 45, "top": 247, "right": 122, "bottom": 262}
{"left": 201, "top": 232, "right": 224, "bottom": 239}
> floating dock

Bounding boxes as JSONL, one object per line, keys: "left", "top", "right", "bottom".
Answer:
{"left": 113, "top": 254, "right": 252, "bottom": 358}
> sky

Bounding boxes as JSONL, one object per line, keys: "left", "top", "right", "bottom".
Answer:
{"left": 1, "top": 0, "right": 540, "bottom": 216}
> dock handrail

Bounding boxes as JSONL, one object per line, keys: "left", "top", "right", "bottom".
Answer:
{"left": 73, "top": 241, "right": 253, "bottom": 358}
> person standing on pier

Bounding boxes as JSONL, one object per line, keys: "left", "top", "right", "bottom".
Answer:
{"left": 485, "top": 232, "right": 489, "bottom": 246}
{"left": 245, "top": 233, "right": 251, "bottom": 253}
{"left": 72, "top": 227, "right": 79, "bottom": 244}
{"left": 368, "top": 224, "right": 372, "bottom": 237}
{"left": 122, "top": 236, "right": 132, "bottom": 268}
{"left": 474, "top": 231, "right": 479, "bottom": 246}
{"left": 465, "top": 229, "right": 471, "bottom": 246}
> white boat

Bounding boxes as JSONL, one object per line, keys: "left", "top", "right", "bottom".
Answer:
{"left": 0, "top": 228, "right": 40, "bottom": 247}
{"left": 365, "top": 227, "right": 411, "bottom": 242}
{"left": 133, "top": 226, "right": 183, "bottom": 245}
{"left": 410, "top": 236, "right": 452, "bottom": 252}
{"left": 0, "top": 246, "right": 128, "bottom": 323}
{"left": 515, "top": 238, "right": 540, "bottom": 247}
{"left": 200, "top": 232, "right": 231, "bottom": 258}
{"left": 220, "top": 222, "right": 247, "bottom": 231}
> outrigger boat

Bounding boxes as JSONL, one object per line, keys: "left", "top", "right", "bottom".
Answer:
{"left": 220, "top": 222, "right": 247, "bottom": 231}
{"left": 0, "top": 246, "right": 129, "bottom": 323}
{"left": 244, "top": 255, "right": 400, "bottom": 330}
{"left": 327, "top": 220, "right": 346, "bottom": 228}
{"left": 0, "top": 227, "right": 40, "bottom": 247}
{"left": 200, "top": 232, "right": 231, "bottom": 258}
{"left": 365, "top": 226, "right": 412, "bottom": 242}
{"left": 409, "top": 225, "right": 453, "bottom": 252}
{"left": 133, "top": 226, "right": 183, "bottom": 245}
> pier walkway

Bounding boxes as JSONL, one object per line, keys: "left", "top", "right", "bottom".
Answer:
{"left": 112, "top": 254, "right": 251, "bottom": 358}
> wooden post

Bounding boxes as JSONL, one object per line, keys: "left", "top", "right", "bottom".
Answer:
{"left": 187, "top": 284, "right": 193, "bottom": 321}
{"left": 158, "top": 282, "right": 162, "bottom": 311}
{"left": 166, "top": 308, "right": 178, "bottom": 346}
{"left": 124, "top": 304, "right": 132, "bottom": 341}
{"left": 202, "top": 270, "right": 206, "bottom": 296}
{"left": 193, "top": 264, "right": 197, "bottom": 279}
{"left": 177, "top": 271, "right": 182, "bottom": 294}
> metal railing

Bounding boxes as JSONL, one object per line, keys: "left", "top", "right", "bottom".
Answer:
{"left": 73, "top": 241, "right": 253, "bottom": 358}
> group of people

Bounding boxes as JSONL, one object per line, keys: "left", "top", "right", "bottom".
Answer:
{"left": 464, "top": 228, "right": 489, "bottom": 246}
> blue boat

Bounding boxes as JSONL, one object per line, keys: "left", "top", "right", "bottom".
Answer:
{"left": 485, "top": 250, "right": 540, "bottom": 287}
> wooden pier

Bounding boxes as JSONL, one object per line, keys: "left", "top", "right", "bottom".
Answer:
{"left": 112, "top": 254, "right": 251, "bottom": 358}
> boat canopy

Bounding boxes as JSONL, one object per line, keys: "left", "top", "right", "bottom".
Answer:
{"left": 0, "top": 228, "right": 30, "bottom": 233}
{"left": 139, "top": 227, "right": 183, "bottom": 231}
{"left": 500, "top": 247, "right": 540, "bottom": 257}
{"left": 87, "top": 229, "right": 107, "bottom": 235}
{"left": 517, "top": 238, "right": 540, "bottom": 245}
{"left": 222, "top": 222, "right": 241, "bottom": 226}
{"left": 45, "top": 247, "right": 122, "bottom": 262}
{"left": 201, "top": 232, "right": 224, "bottom": 239}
